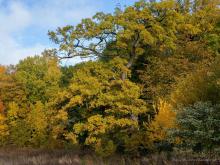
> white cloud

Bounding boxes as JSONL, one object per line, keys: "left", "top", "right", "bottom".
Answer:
{"left": 0, "top": 1, "right": 31, "bottom": 32}
{"left": 0, "top": 1, "right": 41, "bottom": 65}
{"left": 0, "top": 0, "right": 102, "bottom": 65}
{"left": 0, "top": 34, "right": 46, "bottom": 65}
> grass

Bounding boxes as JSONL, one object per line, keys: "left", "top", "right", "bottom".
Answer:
{"left": 0, "top": 148, "right": 220, "bottom": 165}
{"left": 0, "top": 148, "right": 170, "bottom": 165}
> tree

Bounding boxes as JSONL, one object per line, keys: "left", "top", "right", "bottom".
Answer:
{"left": 15, "top": 53, "right": 61, "bottom": 103}
{"left": 171, "top": 55, "right": 220, "bottom": 107}
{"left": 7, "top": 102, "right": 31, "bottom": 147}
{"left": 59, "top": 66, "right": 76, "bottom": 88}
{"left": 49, "top": 0, "right": 182, "bottom": 79}
{"left": 6, "top": 101, "right": 50, "bottom": 147}
{"left": 1, "top": 54, "right": 62, "bottom": 147}
{"left": 52, "top": 59, "right": 148, "bottom": 156}
{"left": 0, "top": 66, "right": 26, "bottom": 105}
{"left": 0, "top": 99, "right": 9, "bottom": 145}
{"left": 173, "top": 102, "right": 220, "bottom": 152}
{"left": 170, "top": 55, "right": 220, "bottom": 152}
{"left": 148, "top": 99, "right": 176, "bottom": 143}
{"left": 132, "top": 0, "right": 219, "bottom": 105}
{"left": 27, "top": 101, "right": 48, "bottom": 147}
{"left": 0, "top": 0, "right": 218, "bottom": 156}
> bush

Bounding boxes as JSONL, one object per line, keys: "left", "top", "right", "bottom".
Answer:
{"left": 173, "top": 102, "right": 220, "bottom": 152}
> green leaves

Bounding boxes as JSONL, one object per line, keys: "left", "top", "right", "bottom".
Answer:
{"left": 15, "top": 54, "right": 61, "bottom": 103}
{"left": 173, "top": 102, "right": 220, "bottom": 151}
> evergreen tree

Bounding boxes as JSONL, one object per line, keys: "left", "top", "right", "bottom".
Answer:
{"left": 173, "top": 102, "right": 220, "bottom": 152}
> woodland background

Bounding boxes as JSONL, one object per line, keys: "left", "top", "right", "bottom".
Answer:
{"left": 0, "top": 0, "right": 220, "bottom": 163}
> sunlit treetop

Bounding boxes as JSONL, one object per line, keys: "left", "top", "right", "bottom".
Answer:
{"left": 49, "top": 0, "right": 219, "bottom": 82}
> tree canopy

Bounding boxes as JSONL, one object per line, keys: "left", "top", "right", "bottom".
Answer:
{"left": 0, "top": 0, "right": 219, "bottom": 157}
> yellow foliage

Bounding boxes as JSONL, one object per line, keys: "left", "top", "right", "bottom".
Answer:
{"left": 64, "top": 132, "right": 78, "bottom": 144}
{"left": 148, "top": 99, "right": 176, "bottom": 142}
{"left": 0, "top": 99, "right": 4, "bottom": 113}
{"left": 0, "top": 113, "right": 9, "bottom": 143}
{"left": 7, "top": 102, "right": 20, "bottom": 124}
{"left": 95, "top": 140, "right": 116, "bottom": 157}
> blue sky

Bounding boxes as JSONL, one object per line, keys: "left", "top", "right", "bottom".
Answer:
{"left": 0, "top": 0, "right": 137, "bottom": 65}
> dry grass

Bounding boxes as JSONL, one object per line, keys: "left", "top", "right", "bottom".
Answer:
{"left": 0, "top": 148, "right": 82, "bottom": 165}
{"left": 0, "top": 148, "right": 220, "bottom": 165}
{"left": 0, "top": 148, "right": 170, "bottom": 165}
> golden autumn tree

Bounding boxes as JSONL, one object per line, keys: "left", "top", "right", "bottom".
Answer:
{"left": 52, "top": 59, "right": 147, "bottom": 156}
{"left": 0, "top": 99, "right": 9, "bottom": 145}
{"left": 0, "top": 66, "right": 9, "bottom": 145}
{"left": 0, "top": 65, "right": 26, "bottom": 105}
{"left": 46, "top": 0, "right": 220, "bottom": 155}
{"left": 2, "top": 54, "right": 62, "bottom": 147}
{"left": 6, "top": 101, "right": 50, "bottom": 147}
{"left": 6, "top": 102, "right": 30, "bottom": 146}
{"left": 148, "top": 99, "right": 176, "bottom": 146}
{"left": 133, "top": 0, "right": 219, "bottom": 105}
{"left": 27, "top": 101, "right": 48, "bottom": 147}
{"left": 49, "top": 0, "right": 182, "bottom": 79}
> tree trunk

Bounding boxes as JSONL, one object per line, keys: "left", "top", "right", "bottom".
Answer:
{"left": 121, "top": 57, "right": 134, "bottom": 80}
{"left": 121, "top": 54, "right": 139, "bottom": 124}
